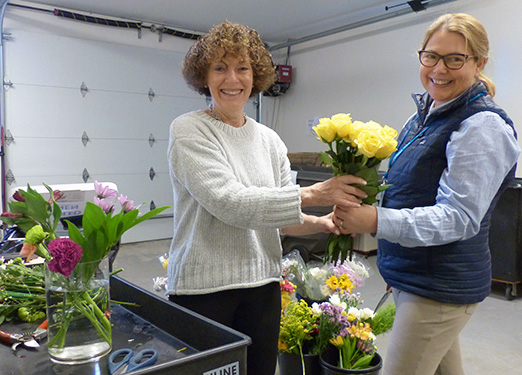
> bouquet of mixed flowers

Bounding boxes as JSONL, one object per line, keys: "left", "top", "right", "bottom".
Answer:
{"left": 313, "top": 113, "right": 398, "bottom": 264}
{"left": 279, "top": 289, "right": 395, "bottom": 373}
{"left": 279, "top": 250, "right": 395, "bottom": 373}
{"left": 279, "top": 249, "right": 395, "bottom": 373}
{"left": 282, "top": 250, "right": 370, "bottom": 302}
{"left": 0, "top": 182, "right": 169, "bottom": 353}
{"left": 311, "top": 292, "right": 378, "bottom": 369}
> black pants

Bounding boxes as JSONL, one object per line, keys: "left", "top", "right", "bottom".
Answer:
{"left": 169, "top": 282, "right": 281, "bottom": 375}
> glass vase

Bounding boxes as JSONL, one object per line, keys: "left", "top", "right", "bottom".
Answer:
{"left": 44, "top": 257, "right": 112, "bottom": 364}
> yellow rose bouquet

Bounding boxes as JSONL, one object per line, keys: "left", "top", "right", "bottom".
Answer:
{"left": 313, "top": 113, "right": 398, "bottom": 264}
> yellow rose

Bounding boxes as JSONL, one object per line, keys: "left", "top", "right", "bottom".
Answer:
{"left": 364, "top": 120, "right": 383, "bottom": 131}
{"left": 347, "top": 120, "right": 365, "bottom": 146}
{"left": 355, "top": 128, "right": 382, "bottom": 158}
{"left": 375, "top": 135, "right": 398, "bottom": 159}
{"left": 382, "top": 125, "right": 398, "bottom": 139}
{"left": 313, "top": 117, "right": 337, "bottom": 143}
{"left": 331, "top": 113, "right": 353, "bottom": 139}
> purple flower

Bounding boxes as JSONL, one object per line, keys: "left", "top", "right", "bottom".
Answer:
{"left": 47, "top": 238, "right": 83, "bottom": 277}
{"left": 118, "top": 194, "right": 136, "bottom": 213}
{"left": 94, "top": 181, "right": 117, "bottom": 199}
{"left": 94, "top": 197, "right": 115, "bottom": 213}
{"left": 317, "top": 302, "right": 349, "bottom": 326}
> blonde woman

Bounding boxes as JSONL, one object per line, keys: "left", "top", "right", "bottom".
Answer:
{"left": 334, "top": 13, "right": 520, "bottom": 375}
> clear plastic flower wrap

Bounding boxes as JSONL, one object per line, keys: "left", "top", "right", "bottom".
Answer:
{"left": 303, "top": 261, "right": 332, "bottom": 301}
{"left": 281, "top": 250, "right": 307, "bottom": 296}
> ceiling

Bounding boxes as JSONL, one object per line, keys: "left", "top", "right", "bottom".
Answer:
{"left": 12, "top": 0, "right": 440, "bottom": 46}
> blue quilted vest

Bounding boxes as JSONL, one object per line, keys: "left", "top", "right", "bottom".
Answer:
{"left": 378, "top": 83, "right": 516, "bottom": 304}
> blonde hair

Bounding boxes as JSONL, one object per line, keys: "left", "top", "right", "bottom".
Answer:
{"left": 182, "top": 20, "right": 276, "bottom": 97}
{"left": 421, "top": 13, "right": 495, "bottom": 97}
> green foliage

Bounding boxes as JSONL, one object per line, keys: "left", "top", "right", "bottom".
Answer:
{"left": 66, "top": 202, "right": 169, "bottom": 264}
{"left": 0, "top": 259, "right": 47, "bottom": 325}
{"left": 2, "top": 184, "right": 61, "bottom": 239}
{"left": 370, "top": 303, "right": 396, "bottom": 336}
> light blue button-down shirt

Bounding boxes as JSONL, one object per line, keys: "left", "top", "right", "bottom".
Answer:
{"left": 375, "top": 105, "right": 521, "bottom": 248}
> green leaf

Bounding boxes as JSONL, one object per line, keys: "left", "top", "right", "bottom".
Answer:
{"left": 44, "top": 184, "right": 62, "bottom": 235}
{"left": 66, "top": 221, "right": 86, "bottom": 249}
{"left": 355, "top": 165, "right": 381, "bottom": 186}
{"left": 23, "top": 187, "right": 52, "bottom": 225}
{"left": 320, "top": 151, "right": 333, "bottom": 167}
{"left": 351, "top": 353, "right": 374, "bottom": 369}
{"left": 129, "top": 206, "right": 169, "bottom": 228}
{"left": 8, "top": 201, "right": 30, "bottom": 215}
{"left": 118, "top": 210, "right": 140, "bottom": 235}
{"left": 0, "top": 217, "right": 36, "bottom": 233}
{"left": 326, "top": 235, "right": 339, "bottom": 261}
{"left": 82, "top": 202, "right": 107, "bottom": 236}
{"left": 339, "top": 235, "right": 352, "bottom": 264}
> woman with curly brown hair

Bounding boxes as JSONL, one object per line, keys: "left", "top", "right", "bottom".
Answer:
{"left": 166, "top": 21, "right": 367, "bottom": 374}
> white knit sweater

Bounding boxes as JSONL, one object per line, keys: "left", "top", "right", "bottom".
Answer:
{"left": 166, "top": 111, "right": 304, "bottom": 295}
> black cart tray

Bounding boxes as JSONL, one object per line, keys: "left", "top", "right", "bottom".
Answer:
{"left": 1, "top": 275, "right": 251, "bottom": 375}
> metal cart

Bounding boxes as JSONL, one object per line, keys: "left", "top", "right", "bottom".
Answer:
{"left": 489, "top": 180, "right": 522, "bottom": 300}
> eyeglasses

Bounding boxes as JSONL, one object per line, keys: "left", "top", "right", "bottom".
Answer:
{"left": 418, "top": 50, "right": 475, "bottom": 70}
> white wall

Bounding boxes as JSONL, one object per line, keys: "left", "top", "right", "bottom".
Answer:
{"left": 270, "top": 0, "right": 522, "bottom": 176}
{"left": 2, "top": 0, "right": 521, "bottom": 244}
{"left": 1, "top": 5, "right": 261, "bottom": 242}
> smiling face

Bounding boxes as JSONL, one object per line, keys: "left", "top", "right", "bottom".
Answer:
{"left": 420, "top": 29, "right": 486, "bottom": 107}
{"left": 207, "top": 54, "right": 253, "bottom": 116}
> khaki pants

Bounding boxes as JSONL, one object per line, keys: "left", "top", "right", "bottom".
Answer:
{"left": 383, "top": 289, "right": 478, "bottom": 375}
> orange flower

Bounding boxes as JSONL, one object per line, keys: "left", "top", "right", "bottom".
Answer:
{"left": 20, "top": 243, "right": 38, "bottom": 261}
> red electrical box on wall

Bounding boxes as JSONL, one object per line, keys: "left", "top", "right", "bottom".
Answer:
{"left": 277, "top": 65, "right": 292, "bottom": 83}
{"left": 264, "top": 64, "right": 292, "bottom": 96}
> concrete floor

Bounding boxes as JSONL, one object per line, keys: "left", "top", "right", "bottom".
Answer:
{"left": 115, "top": 239, "right": 522, "bottom": 375}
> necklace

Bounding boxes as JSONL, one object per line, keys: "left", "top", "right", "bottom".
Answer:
{"left": 207, "top": 105, "right": 246, "bottom": 125}
{"left": 208, "top": 105, "right": 222, "bottom": 121}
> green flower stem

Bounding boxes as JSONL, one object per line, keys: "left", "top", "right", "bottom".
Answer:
{"left": 299, "top": 344, "right": 305, "bottom": 375}
{"left": 36, "top": 243, "right": 52, "bottom": 261}
{"left": 110, "top": 268, "right": 124, "bottom": 277}
{"left": 48, "top": 290, "right": 112, "bottom": 348}
{"left": 75, "top": 298, "right": 112, "bottom": 345}
{"left": 4, "top": 288, "right": 46, "bottom": 297}
{"left": 71, "top": 291, "right": 111, "bottom": 345}
{"left": 48, "top": 295, "right": 72, "bottom": 348}
{"left": 110, "top": 300, "right": 140, "bottom": 307}
{"left": 5, "top": 284, "right": 46, "bottom": 294}
{"left": 81, "top": 290, "right": 112, "bottom": 336}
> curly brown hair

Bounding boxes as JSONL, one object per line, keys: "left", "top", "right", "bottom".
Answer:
{"left": 182, "top": 20, "right": 277, "bottom": 97}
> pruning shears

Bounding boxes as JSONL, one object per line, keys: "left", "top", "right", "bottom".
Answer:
{"left": 0, "top": 320, "right": 47, "bottom": 352}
